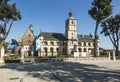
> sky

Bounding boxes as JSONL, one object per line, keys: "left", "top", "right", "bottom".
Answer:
{"left": 7, "top": 0, "right": 120, "bottom": 50}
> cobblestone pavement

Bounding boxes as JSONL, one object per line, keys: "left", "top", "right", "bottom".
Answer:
{"left": 0, "top": 60, "right": 120, "bottom": 82}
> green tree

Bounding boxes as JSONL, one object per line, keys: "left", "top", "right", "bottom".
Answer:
{"left": 0, "top": 0, "right": 21, "bottom": 49}
{"left": 11, "top": 39, "right": 18, "bottom": 45}
{"left": 0, "top": 36, "right": 8, "bottom": 52}
{"left": 0, "top": 37, "right": 2, "bottom": 44}
{"left": 101, "top": 14, "right": 120, "bottom": 57}
{"left": 88, "top": 0, "right": 112, "bottom": 57}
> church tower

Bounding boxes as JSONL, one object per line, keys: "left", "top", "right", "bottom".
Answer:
{"left": 65, "top": 11, "right": 78, "bottom": 55}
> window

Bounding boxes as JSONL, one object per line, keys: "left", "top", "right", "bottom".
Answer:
{"left": 84, "top": 42, "right": 86, "bottom": 46}
{"left": 72, "top": 41, "right": 73, "bottom": 44}
{"left": 78, "top": 42, "right": 81, "bottom": 46}
{"left": 44, "top": 47, "right": 48, "bottom": 56}
{"left": 50, "top": 47, "right": 54, "bottom": 52}
{"left": 57, "top": 42, "right": 60, "bottom": 45}
{"left": 71, "top": 21, "right": 74, "bottom": 24}
{"left": 44, "top": 41, "right": 48, "bottom": 45}
{"left": 56, "top": 48, "right": 59, "bottom": 52}
{"left": 84, "top": 48, "right": 86, "bottom": 52}
{"left": 44, "top": 47, "right": 47, "bottom": 52}
{"left": 78, "top": 48, "right": 82, "bottom": 52}
{"left": 88, "top": 43, "right": 91, "bottom": 46}
{"left": 28, "top": 34, "right": 31, "bottom": 37}
{"left": 51, "top": 42, "right": 54, "bottom": 45}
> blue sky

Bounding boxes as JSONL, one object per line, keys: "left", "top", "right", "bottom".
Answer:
{"left": 7, "top": 0, "right": 120, "bottom": 49}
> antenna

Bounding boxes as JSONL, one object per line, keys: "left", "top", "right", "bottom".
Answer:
{"left": 40, "top": 28, "right": 42, "bottom": 36}
{"left": 30, "top": 19, "right": 32, "bottom": 25}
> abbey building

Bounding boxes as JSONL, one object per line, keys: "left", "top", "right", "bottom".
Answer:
{"left": 17, "top": 12, "right": 100, "bottom": 57}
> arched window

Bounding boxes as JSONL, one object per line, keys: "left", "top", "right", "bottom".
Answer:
{"left": 44, "top": 47, "right": 48, "bottom": 56}
{"left": 88, "top": 43, "right": 91, "bottom": 46}
{"left": 78, "top": 48, "right": 82, "bottom": 52}
{"left": 50, "top": 47, "right": 54, "bottom": 52}
{"left": 44, "top": 47, "right": 47, "bottom": 52}
{"left": 88, "top": 48, "right": 91, "bottom": 52}
{"left": 56, "top": 48, "right": 59, "bottom": 52}
{"left": 84, "top": 42, "right": 86, "bottom": 46}
{"left": 71, "top": 33, "right": 73, "bottom": 35}
{"left": 84, "top": 48, "right": 86, "bottom": 52}
{"left": 50, "top": 42, "right": 54, "bottom": 45}
{"left": 78, "top": 42, "right": 81, "bottom": 46}
{"left": 71, "top": 21, "right": 74, "bottom": 24}
{"left": 44, "top": 41, "right": 48, "bottom": 45}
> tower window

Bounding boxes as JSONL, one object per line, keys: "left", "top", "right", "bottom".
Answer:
{"left": 72, "top": 41, "right": 73, "bottom": 44}
{"left": 71, "top": 21, "right": 74, "bottom": 24}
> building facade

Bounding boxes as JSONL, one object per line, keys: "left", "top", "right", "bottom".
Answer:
{"left": 18, "top": 12, "right": 100, "bottom": 57}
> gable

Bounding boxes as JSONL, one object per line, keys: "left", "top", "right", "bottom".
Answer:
{"left": 22, "top": 27, "right": 35, "bottom": 45}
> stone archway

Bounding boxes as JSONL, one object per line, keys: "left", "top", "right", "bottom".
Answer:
{"left": 44, "top": 47, "right": 48, "bottom": 56}
{"left": 50, "top": 47, "right": 54, "bottom": 57}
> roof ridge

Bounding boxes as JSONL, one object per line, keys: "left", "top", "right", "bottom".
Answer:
{"left": 42, "top": 32, "right": 64, "bottom": 34}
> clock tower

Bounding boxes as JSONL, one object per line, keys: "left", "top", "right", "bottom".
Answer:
{"left": 65, "top": 11, "right": 78, "bottom": 55}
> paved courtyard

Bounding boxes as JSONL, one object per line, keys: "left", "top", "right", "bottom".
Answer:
{"left": 0, "top": 60, "right": 120, "bottom": 82}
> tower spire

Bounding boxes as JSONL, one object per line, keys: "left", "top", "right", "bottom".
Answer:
{"left": 40, "top": 28, "right": 42, "bottom": 36}
{"left": 69, "top": 10, "right": 73, "bottom": 17}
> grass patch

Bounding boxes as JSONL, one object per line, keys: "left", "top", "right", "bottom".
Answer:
{"left": 56, "top": 54, "right": 74, "bottom": 58}
{"left": 4, "top": 55, "right": 21, "bottom": 60}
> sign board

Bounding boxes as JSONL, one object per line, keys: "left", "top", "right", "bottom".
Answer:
{"left": 81, "top": 52, "right": 86, "bottom": 57}
{"left": 74, "top": 52, "right": 79, "bottom": 57}
{"left": 36, "top": 38, "right": 42, "bottom": 51}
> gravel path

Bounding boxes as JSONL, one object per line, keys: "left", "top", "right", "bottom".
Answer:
{"left": 0, "top": 60, "right": 120, "bottom": 82}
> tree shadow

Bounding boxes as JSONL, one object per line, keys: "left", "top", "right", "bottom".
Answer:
{"left": 0, "top": 62, "right": 120, "bottom": 82}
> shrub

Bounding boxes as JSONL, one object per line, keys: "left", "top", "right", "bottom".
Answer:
{"left": 98, "top": 52, "right": 108, "bottom": 57}
{"left": 56, "top": 54, "right": 74, "bottom": 58}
